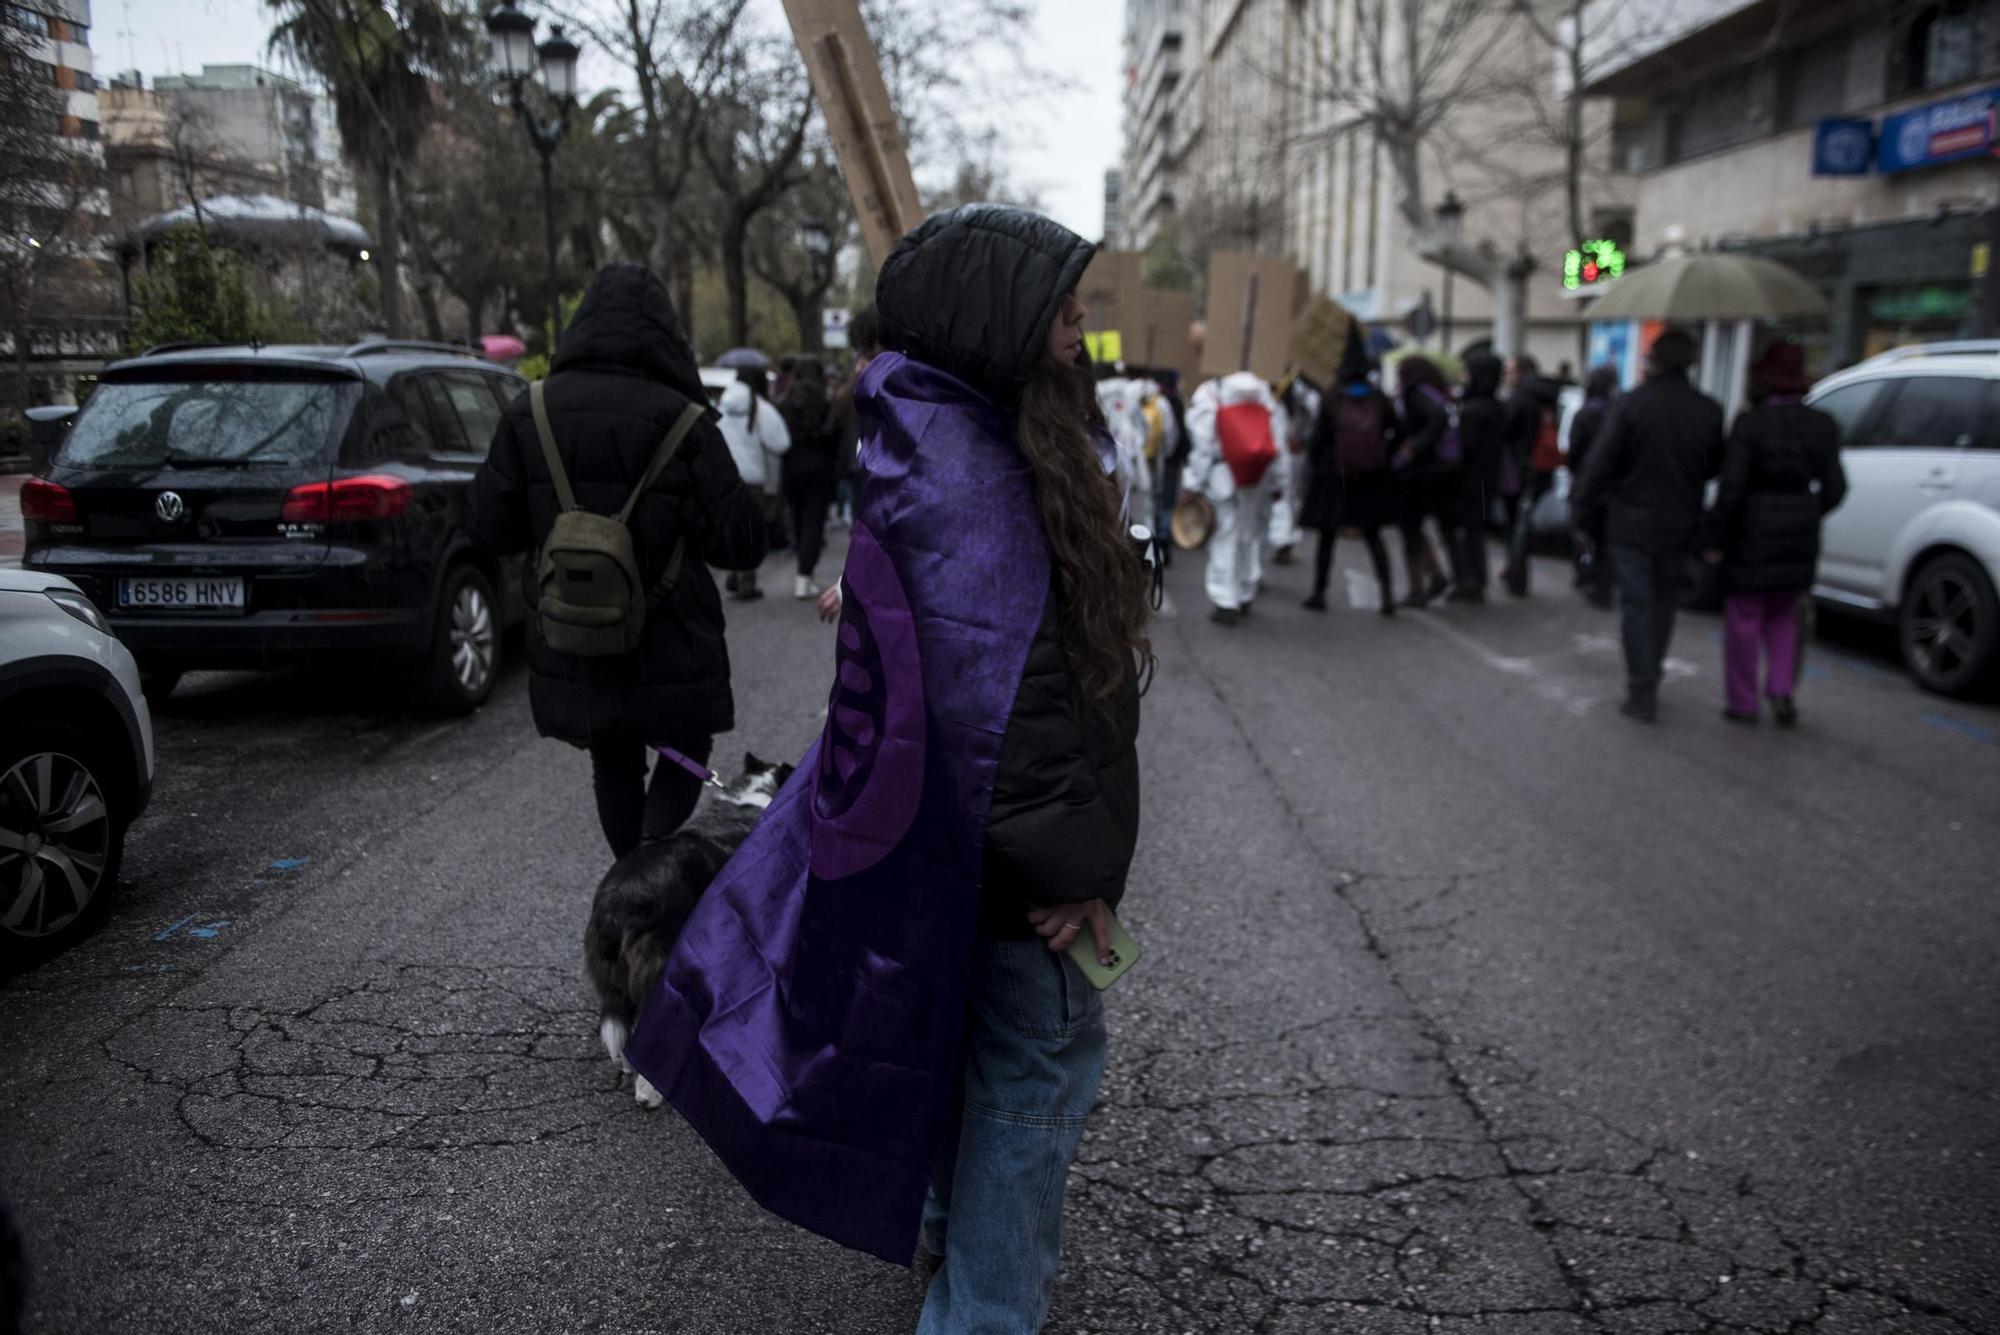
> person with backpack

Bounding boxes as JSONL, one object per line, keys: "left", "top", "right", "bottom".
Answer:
{"left": 1391, "top": 355, "right": 1459, "bottom": 608}
{"left": 1301, "top": 336, "right": 1401, "bottom": 615}
{"left": 1445, "top": 352, "right": 1508, "bottom": 602}
{"left": 778, "top": 357, "right": 842, "bottom": 601}
{"left": 467, "top": 262, "right": 768, "bottom": 858}
{"left": 717, "top": 366, "right": 792, "bottom": 600}
{"left": 1183, "top": 370, "right": 1290, "bottom": 625}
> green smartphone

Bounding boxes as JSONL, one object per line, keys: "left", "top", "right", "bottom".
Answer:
{"left": 1065, "top": 911, "right": 1142, "bottom": 991}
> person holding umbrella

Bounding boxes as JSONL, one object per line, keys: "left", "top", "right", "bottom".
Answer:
{"left": 1572, "top": 330, "right": 1726, "bottom": 723}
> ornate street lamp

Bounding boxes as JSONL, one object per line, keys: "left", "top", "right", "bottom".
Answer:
{"left": 484, "top": 1, "right": 581, "bottom": 341}
{"left": 801, "top": 216, "right": 833, "bottom": 285}
{"left": 800, "top": 216, "right": 834, "bottom": 348}
{"left": 1433, "top": 192, "right": 1465, "bottom": 349}
{"left": 1434, "top": 191, "right": 1465, "bottom": 249}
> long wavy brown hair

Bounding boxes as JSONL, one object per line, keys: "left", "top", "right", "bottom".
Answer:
{"left": 1015, "top": 356, "right": 1155, "bottom": 706}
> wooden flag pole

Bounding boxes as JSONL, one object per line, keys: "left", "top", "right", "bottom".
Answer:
{"left": 779, "top": 0, "right": 924, "bottom": 267}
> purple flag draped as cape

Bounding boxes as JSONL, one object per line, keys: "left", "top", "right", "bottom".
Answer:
{"left": 626, "top": 351, "right": 1051, "bottom": 1264}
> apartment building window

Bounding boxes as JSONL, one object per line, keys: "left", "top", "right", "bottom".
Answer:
{"left": 1894, "top": 3, "right": 1986, "bottom": 93}
{"left": 1610, "top": 98, "right": 1649, "bottom": 172}
{"left": 74, "top": 69, "right": 92, "bottom": 92}
{"left": 1780, "top": 30, "right": 1850, "bottom": 128}
{"left": 4, "top": 5, "right": 50, "bottom": 37}
{"left": 1665, "top": 64, "right": 1753, "bottom": 163}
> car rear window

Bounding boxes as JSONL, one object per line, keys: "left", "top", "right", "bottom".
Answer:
{"left": 58, "top": 375, "right": 359, "bottom": 468}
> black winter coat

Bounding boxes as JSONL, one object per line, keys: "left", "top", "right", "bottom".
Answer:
{"left": 1705, "top": 402, "right": 1848, "bottom": 593}
{"left": 1454, "top": 393, "right": 1506, "bottom": 523}
{"left": 467, "top": 263, "right": 768, "bottom": 746}
{"left": 1302, "top": 386, "right": 1402, "bottom": 531}
{"left": 1573, "top": 370, "right": 1726, "bottom": 554}
{"left": 1568, "top": 396, "right": 1611, "bottom": 482}
{"left": 979, "top": 591, "right": 1141, "bottom": 938}
{"left": 874, "top": 203, "right": 1141, "bottom": 936}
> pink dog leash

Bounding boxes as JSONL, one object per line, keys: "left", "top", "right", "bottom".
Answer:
{"left": 653, "top": 744, "right": 726, "bottom": 790}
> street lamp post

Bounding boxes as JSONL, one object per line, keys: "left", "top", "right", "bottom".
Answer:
{"left": 801, "top": 216, "right": 832, "bottom": 349}
{"left": 484, "top": 1, "right": 580, "bottom": 344}
{"left": 1434, "top": 192, "right": 1465, "bottom": 352}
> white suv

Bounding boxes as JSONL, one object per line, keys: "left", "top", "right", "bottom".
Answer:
{"left": 0, "top": 568, "right": 154, "bottom": 965}
{"left": 1806, "top": 343, "right": 2000, "bottom": 697}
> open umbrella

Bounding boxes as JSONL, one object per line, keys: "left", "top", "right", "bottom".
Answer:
{"left": 479, "top": 334, "right": 526, "bottom": 362}
{"left": 1584, "top": 253, "right": 1829, "bottom": 322}
{"left": 715, "top": 347, "right": 770, "bottom": 370}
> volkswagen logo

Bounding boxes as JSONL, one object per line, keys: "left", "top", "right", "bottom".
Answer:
{"left": 155, "top": 491, "right": 187, "bottom": 523}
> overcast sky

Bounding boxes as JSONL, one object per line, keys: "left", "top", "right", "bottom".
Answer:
{"left": 104, "top": 0, "right": 1125, "bottom": 239}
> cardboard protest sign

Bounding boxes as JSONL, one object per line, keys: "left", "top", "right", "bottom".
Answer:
{"left": 779, "top": 0, "right": 924, "bottom": 266}
{"left": 1078, "top": 251, "right": 1145, "bottom": 348}
{"left": 1289, "top": 295, "right": 1360, "bottom": 389}
{"left": 1202, "top": 254, "right": 1308, "bottom": 382}
{"left": 1136, "top": 288, "right": 1198, "bottom": 387}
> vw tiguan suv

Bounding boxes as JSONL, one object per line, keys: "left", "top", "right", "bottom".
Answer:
{"left": 1806, "top": 342, "right": 2000, "bottom": 698}
{"left": 22, "top": 340, "right": 527, "bottom": 712}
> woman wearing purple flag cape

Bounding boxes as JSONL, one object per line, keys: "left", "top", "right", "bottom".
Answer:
{"left": 626, "top": 205, "right": 1150, "bottom": 1334}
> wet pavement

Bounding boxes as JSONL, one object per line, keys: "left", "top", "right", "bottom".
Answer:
{"left": 2, "top": 535, "right": 1995, "bottom": 1333}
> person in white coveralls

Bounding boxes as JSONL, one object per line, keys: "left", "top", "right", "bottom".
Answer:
{"left": 1181, "top": 371, "right": 1290, "bottom": 625}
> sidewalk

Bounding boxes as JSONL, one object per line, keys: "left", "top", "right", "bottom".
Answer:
{"left": 1, "top": 474, "right": 25, "bottom": 568}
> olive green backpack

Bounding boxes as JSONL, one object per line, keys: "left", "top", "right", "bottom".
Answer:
{"left": 528, "top": 380, "right": 705, "bottom": 657}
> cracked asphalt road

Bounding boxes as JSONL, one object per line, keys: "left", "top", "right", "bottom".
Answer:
{"left": 4, "top": 537, "right": 1997, "bottom": 1334}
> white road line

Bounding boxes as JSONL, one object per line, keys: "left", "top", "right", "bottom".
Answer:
{"left": 1407, "top": 610, "right": 1606, "bottom": 717}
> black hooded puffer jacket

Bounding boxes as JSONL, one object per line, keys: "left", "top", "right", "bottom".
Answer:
{"left": 467, "top": 263, "right": 768, "bottom": 746}
{"left": 876, "top": 203, "right": 1099, "bottom": 409}
{"left": 873, "top": 205, "right": 1142, "bottom": 939}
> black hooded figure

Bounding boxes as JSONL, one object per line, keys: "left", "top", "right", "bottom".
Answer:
{"left": 1301, "top": 318, "right": 1403, "bottom": 614}
{"left": 468, "top": 262, "right": 769, "bottom": 857}
{"left": 1446, "top": 351, "right": 1508, "bottom": 600}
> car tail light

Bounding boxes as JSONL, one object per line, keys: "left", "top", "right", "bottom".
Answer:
{"left": 281, "top": 475, "right": 412, "bottom": 523}
{"left": 20, "top": 478, "right": 77, "bottom": 523}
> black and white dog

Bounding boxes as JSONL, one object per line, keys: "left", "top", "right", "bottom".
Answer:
{"left": 584, "top": 753, "right": 794, "bottom": 1108}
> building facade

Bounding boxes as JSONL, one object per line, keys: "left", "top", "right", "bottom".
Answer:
{"left": 1103, "top": 168, "right": 1124, "bottom": 243}
{"left": 1577, "top": 0, "right": 2000, "bottom": 369}
{"left": 1119, "top": 0, "right": 1188, "bottom": 250}
{"left": 113, "top": 64, "right": 355, "bottom": 223}
{"left": 1119, "top": 0, "right": 1607, "bottom": 369}
{"left": 6, "top": 0, "right": 101, "bottom": 147}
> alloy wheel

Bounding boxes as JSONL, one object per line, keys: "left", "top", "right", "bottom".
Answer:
{"left": 1907, "top": 569, "right": 1979, "bottom": 683}
{"left": 0, "top": 752, "right": 111, "bottom": 939}
{"left": 450, "top": 582, "right": 496, "bottom": 696}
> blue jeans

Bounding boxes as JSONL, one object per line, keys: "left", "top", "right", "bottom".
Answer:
{"left": 918, "top": 938, "right": 1108, "bottom": 1335}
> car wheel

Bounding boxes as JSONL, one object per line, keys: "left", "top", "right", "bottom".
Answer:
{"left": 0, "top": 722, "right": 126, "bottom": 966}
{"left": 1900, "top": 553, "right": 2000, "bottom": 698}
{"left": 422, "top": 563, "right": 500, "bottom": 715}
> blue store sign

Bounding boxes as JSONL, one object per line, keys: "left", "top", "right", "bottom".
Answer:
{"left": 1878, "top": 87, "right": 2000, "bottom": 173}
{"left": 1813, "top": 119, "right": 1874, "bottom": 175}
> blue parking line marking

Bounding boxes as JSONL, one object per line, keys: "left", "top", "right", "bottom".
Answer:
{"left": 187, "top": 920, "right": 232, "bottom": 939}
{"left": 1921, "top": 713, "right": 2000, "bottom": 747}
{"left": 267, "top": 858, "right": 309, "bottom": 872}
{"left": 153, "top": 913, "right": 198, "bottom": 942}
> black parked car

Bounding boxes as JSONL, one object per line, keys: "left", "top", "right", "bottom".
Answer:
{"left": 22, "top": 340, "right": 528, "bottom": 713}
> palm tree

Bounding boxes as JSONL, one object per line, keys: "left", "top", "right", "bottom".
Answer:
{"left": 267, "top": 0, "right": 472, "bottom": 337}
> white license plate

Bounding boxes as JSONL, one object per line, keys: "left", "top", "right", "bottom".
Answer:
{"left": 117, "top": 577, "right": 246, "bottom": 610}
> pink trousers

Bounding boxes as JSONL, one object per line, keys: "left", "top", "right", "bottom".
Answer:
{"left": 1723, "top": 590, "right": 1802, "bottom": 714}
